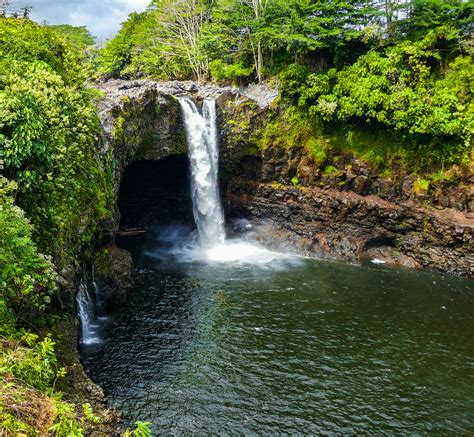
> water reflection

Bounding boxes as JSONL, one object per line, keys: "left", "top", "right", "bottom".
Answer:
{"left": 81, "top": 231, "right": 474, "bottom": 434}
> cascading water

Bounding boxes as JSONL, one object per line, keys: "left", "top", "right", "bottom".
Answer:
{"left": 179, "top": 98, "right": 225, "bottom": 247}
{"left": 76, "top": 280, "right": 99, "bottom": 345}
{"left": 175, "top": 97, "right": 290, "bottom": 264}
{"left": 76, "top": 266, "right": 108, "bottom": 345}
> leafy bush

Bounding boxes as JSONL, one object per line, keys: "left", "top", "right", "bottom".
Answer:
{"left": 292, "top": 27, "right": 473, "bottom": 169}
{"left": 48, "top": 25, "right": 96, "bottom": 48}
{"left": 96, "top": 12, "right": 148, "bottom": 78}
{"left": 0, "top": 179, "right": 56, "bottom": 314}
{"left": 0, "top": 333, "right": 100, "bottom": 436}
{"left": 122, "top": 421, "right": 153, "bottom": 437}
{"left": 0, "top": 19, "right": 113, "bottom": 266}
{"left": 279, "top": 64, "right": 309, "bottom": 97}
{"left": 0, "top": 18, "right": 90, "bottom": 85}
{"left": 0, "top": 21, "right": 113, "bottom": 434}
{"left": 209, "top": 60, "right": 254, "bottom": 84}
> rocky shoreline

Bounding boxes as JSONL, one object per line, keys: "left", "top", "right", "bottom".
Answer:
{"left": 227, "top": 180, "right": 474, "bottom": 277}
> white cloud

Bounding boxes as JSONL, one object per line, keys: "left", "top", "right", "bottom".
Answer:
{"left": 27, "top": 0, "right": 149, "bottom": 39}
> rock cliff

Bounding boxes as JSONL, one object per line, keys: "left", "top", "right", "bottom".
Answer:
{"left": 95, "top": 79, "right": 473, "bottom": 278}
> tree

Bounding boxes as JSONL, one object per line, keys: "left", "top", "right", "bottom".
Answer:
{"left": 49, "top": 24, "right": 96, "bottom": 47}
{"left": 241, "top": 0, "right": 269, "bottom": 81}
{"left": 149, "top": 0, "right": 212, "bottom": 81}
{"left": 400, "top": 0, "right": 473, "bottom": 41}
{"left": 96, "top": 12, "right": 147, "bottom": 77}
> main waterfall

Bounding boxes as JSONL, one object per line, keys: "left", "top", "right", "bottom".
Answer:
{"left": 176, "top": 96, "right": 289, "bottom": 264}
{"left": 179, "top": 98, "right": 225, "bottom": 248}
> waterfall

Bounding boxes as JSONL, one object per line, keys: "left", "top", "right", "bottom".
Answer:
{"left": 175, "top": 96, "right": 284, "bottom": 264}
{"left": 76, "top": 277, "right": 101, "bottom": 345}
{"left": 179, "top": 98, "right": 225, "bottom": 248}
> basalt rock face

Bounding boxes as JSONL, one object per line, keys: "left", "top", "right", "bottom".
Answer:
{"left": 96, "top": 79, "right": 242, "bottom": 231}
{"left": 219, "top": 119, "right": 473, "bottom": 213}
{"left": 97, "top": 79, "right": 238, "bottom": 169}
{"left": 54, "top": 314, "right": 123, "bottom": 436}
{"left": 256, "top": 146, "right": 473, "bottom": 212}
{"left": 95, "top": 79, "right": 473, "bottom": 277}
{"left": 226, "top": 180, "right": 474, "bottom": 277}
{"left": 218, "top": 92, "right": 473, "bottom": 277}
{"left": 94, "top": 245, "right": 134, "bottom": 311}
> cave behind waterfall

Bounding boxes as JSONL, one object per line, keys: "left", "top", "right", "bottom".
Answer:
{"left": 118, "top": 155, "right": 193, "bottom": 229}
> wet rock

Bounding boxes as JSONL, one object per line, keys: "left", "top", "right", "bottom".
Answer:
{"left": 352, "top": 175, "right": 369, "bottom": 194}
{"left": 95, "top": 245, "right": 133, "bottom": 311}
{"left": 364, "top": 246, "right": 420, "bottom": 269}
{"left": 232, "top": 218, "right": 253, "bottom": 233}
{"left": 57, "top": 265, "right": 78, "bottom": 312}
{"left": 53, "top": 315, "right": 123, "bottom": 436}
{"left": 227, "top": 181, "right": 474, "bottom": 277}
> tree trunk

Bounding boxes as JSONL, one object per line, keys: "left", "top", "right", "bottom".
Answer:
{"left": 257, "top": 41, "right": 263, "bottom": 82}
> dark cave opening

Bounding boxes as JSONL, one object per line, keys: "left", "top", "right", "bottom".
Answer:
{"left": 117, "top": 155, "right": 194, "bottom": 229}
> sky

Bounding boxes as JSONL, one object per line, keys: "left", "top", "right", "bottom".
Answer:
{"left": 25, "top": 0, "right": 149, "bottom": 41}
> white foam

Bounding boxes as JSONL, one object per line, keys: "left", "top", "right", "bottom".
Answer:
{"left": 203, "top": 241, "right": 286, "bottom": 264}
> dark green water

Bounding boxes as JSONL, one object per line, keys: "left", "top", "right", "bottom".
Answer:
{"left": 82, "top": 233, "right": 474, "bottom": 434}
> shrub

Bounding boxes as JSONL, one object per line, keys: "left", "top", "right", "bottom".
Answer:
{"left": 0, "top": 179, "right": 56, "bottom": 314}
{"left": 210, "top": 60, "right": 254, "bottom": 84}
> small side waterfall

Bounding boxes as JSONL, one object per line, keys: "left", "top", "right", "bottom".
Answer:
{"left": 179, "top": 98, "right": 225, "bottom": 248}
{"left": 76, "top": 280, "right": 99, "bottom": 345}
{"left": 76, "top": 267, "right": 106, "bottom": 345}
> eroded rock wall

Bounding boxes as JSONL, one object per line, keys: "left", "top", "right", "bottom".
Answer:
{"left": 227, "top": 180, "right": 473, "bottom": 277}
{"left": 218, "top": 92, "right": 473, "bottom": 277}
{"left": 94, "top": 79, "right": 473, "bottom": 277}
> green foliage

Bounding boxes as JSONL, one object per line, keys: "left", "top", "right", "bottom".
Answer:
{"left": 0, "top": 18, "right": 91, "bottom": 85}
{"left": 0, "top": 21, "right": 113, "bottom": 434}
{"left": 279, "top": 64, "right": 309, "bottom": 97}
{"left": 48, "top": 397, "right": 85, "bottom": 436}
{"left": 414, "top": 177, "right": 430, "bottom": 192}
{"left": 323, "top": 165, "right": 339, "bottom": 176}
{"left": 209, "top": 60, "right": 254, "bottom": 84}
{"left": 0, "top": 334, "right": 57, "bottom": 391}
{"left": 259, "top": 106, "right": 322, "bottom": 152}
{"left": 82, "top": 402, "right": 101, "bottom": 424}
{"left": 0, "top": 18, "right": 113, "bottom": 265}
{"left": 0, "top": 301, "right": 15, "bottom": 337}
{"left": 122, "top": 421, "right": 154, "bottom": 437}
{"left": 48, "top": 25, "right": 96, "bottom": 47}
{"left": 96, "top": 12, "right": 148, "bottom": 78}
{"left": 0, "top": 330, "right": 105, "bottom": 435}
{"left": 400, "top": 0, "right": 473, "bottom": 40}
{"left": 290, "top": 28, "right": 473, "bottom": 169}
{"left": 96, "top": 0, "right": 380, "bottom": 81}
{"left": 0, "top": 179, "right": 56, "bottom": 314}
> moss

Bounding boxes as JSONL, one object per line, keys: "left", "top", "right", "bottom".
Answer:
{"left": 380, "top": 168, "right": 394, "bottom": 179}
{"left": 221, "top": 98, "right": 267, "bottom": 168}
{"left": 245, "top": 144, "right": 259, "bottom": 155}
{"left": 94, "top": 248, "right": 110, "bottom": 274}
{"left": 413, "top": 178, "right": 430, "bottom": 193}
{"left": 255, "top": 100, "right": 450, "bottom": 176}
{"left": 422, "top": 217, "right": 435, "bottom": 236}
{"left": 323, "top": 165, "right": 339, "bottom": 176}
{"left": 112, "top": 116, "right": 125, "bottom": 140}
{"left": 259, "top": 106, "right": 322, "bottom": 152}
{"left": 270, "top": 182, "right": 287, "bottom": 190}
